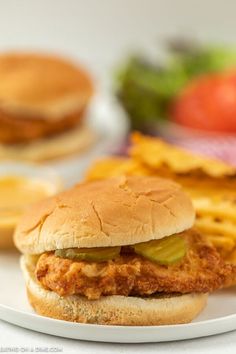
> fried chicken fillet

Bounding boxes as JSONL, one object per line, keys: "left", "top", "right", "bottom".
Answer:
{"left": 36, "top": 229, "right": 235, "bottom": 300}
{"left": 0, "top": 108, "right": 85, "bottom": 144}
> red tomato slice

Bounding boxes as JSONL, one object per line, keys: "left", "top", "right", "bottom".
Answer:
{"left": 171, "top": 71, "right": 236, "bottom": 132}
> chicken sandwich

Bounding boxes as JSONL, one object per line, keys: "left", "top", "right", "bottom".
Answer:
{"left": 14, "top": 176, "right": 234, "bottom": 325}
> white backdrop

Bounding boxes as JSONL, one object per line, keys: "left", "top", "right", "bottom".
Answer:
{"left": 0, "top": 0, "right": 236, "bottom": 88}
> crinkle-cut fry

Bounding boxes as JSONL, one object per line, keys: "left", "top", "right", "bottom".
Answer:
{"left": 195, "top": 217, "right": 236, "bottom": 239}
{"left": 131, "top": 132, "right": 236, "bottom": 177}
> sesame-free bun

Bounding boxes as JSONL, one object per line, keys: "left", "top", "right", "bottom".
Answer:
{"left": 14, "top": 176, "right": 195, "bottom": 254}
{"left": 0, "top": 52, "right": 94, "bottom": 147}
{"left": 22, "top": 255, "right": 207, "bottom": 325}
{"left": 0, "top": 52, "right": 93, "bottom": 120}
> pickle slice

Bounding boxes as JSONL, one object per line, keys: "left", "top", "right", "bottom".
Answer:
{"left": 133, "top": 235, "right": 187, "bottom": 265}
{"left": 55, "top": 246, "right": 121, "bottom": 262}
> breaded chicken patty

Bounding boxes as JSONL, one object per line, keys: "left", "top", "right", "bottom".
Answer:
{"left": 36, "top": 229, "right": 235, "bottom": 300}
{"left": 0, "top": 108, "right": 84, "bottom": 144}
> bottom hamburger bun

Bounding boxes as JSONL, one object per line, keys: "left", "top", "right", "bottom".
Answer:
{"left": 0, "top": 123, "right": 95, "bottom": 162}
{"left": 21, "top": 255, "right": 208, "bottom": 326}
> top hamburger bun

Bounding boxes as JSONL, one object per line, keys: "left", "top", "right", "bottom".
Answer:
{"left": 0, "top": 52, "right": 93, "bottom": 120}
{"left": 14, "top": 176, "right": 195, "bottom": 254}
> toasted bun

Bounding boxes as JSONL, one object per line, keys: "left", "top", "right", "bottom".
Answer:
{"left": 14, "top": 176, "right": 195, "bottom": 254}
{"left": 0, "top": 52, "right": 93, "bottom": 120}
{"left": 22, "top": 255, "right": 207, "bottom": 325}
{"left": 0, "top": 122, "right": 95, "bottom": 162}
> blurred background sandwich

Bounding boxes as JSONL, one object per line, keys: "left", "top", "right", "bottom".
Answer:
{"left": 0, "top": 52, "right": 94, "bottom": 161}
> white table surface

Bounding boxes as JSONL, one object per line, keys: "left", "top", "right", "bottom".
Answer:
{"left": 0, "top": 319, "right": 235, "bottom": 353}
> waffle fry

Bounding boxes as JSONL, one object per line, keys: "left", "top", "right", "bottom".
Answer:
{"left": 206, "top": 234, "right": 235, "bottom": 252}
{"left": 196, "top": 217, "right": 236, "bottom": 239}
{"left": 85, "top": 133, "right": 236, "bottom": 264}
{"left": 227, "top": 249, "right": 236, "bottom": 264}
{"left": 130, "top": 132, "right": 235, "bottom": 177}
{"left": 86, "top": 158, "right": 151, "bottom": 181}
{"left": 86, "top": 158, "right": 129, "bottom": 180}
{"left": 193, "top": 198, "right": 236, "bottom": 223}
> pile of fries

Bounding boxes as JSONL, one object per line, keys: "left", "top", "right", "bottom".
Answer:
{"left": 86, "top": 133, "right": 236, "bottom": 263}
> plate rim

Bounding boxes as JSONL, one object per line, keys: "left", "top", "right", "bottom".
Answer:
{"left": 1, "top": 301, "right": 236, "bottom": 343}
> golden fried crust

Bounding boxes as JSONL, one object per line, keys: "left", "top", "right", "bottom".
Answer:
{"left": 35, "top": 229, "right": 235, "bottom": 300}
{"left": 22, "top": 253, "right": 208, "bottom": 325}
{"left": 0, "top": 108, "right": 85, "bottom": 144}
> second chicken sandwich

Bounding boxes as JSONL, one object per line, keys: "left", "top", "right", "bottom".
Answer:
{"left": 0, "top": 52, "right": 94, "bottom": 160}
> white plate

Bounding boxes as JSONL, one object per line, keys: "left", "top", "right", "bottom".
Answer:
{"left": 47, "top": 92, "right": 129, "bottom": 186}
{"left": 0, "top": 251, "right": 236, "bottom": 343}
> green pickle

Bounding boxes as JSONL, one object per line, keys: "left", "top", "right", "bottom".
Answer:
{"left": 55, "top": 246, "right": 121, "bottom": 262}
{"left": 133, "top": 234, "right": 187, "bottom": 265}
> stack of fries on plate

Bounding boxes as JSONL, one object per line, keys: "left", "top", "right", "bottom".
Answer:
{"left": 86, "top": 132, "right": 236, "bottom": 264}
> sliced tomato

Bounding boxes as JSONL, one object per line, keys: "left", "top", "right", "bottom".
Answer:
{"left": 171, "top": 71, "right": 236, "bottom": 132}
